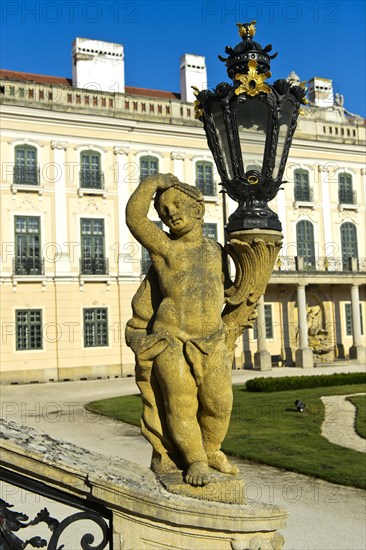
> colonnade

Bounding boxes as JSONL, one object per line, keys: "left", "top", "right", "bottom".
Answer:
{"left": 254, "top": 283, "right": 365, "bottom": 370}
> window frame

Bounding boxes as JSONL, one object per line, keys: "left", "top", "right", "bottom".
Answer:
{"left": 195, "top": 161, "right": 215, "bottom": 197}
{"left": 253, "top": 304, "right": 274, "bottom": 340}
{"left": 338, "top": 172, "right": 354, "bottom": 205}
{"left": 203, "top": 223, "right": 218, "bottom": 240}
{"left": 14, "top": 215, "right": 43, "bottom": 275}
{"left": 16, "top": 309, "right": 43, "bottom": 351}
{"left": 80, "top": 150, "right": 104, "bottom": 189}
{"left": 140, "top": 155, "right": 159, "bottom": 182}
{"left": 340, "top": 222, "right": 358, "bottom": 270}
{"left": 14, "top": 145, "right": 39, "bottom": 186}
{"left": 83, "top": 307, "right": 109, "bottom": 348}
{"left": 294, "top": 169, "right": 311, "bottom": 202}
{"left": 80, "top": 218, "right": 107, "bottom": 275}
{"left": 296, "top": 220, "right": 316, "bottom": 268}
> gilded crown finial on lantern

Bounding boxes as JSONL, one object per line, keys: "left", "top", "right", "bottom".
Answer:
{"left": 237, "top": 21, "right": 256, "bottom": 38}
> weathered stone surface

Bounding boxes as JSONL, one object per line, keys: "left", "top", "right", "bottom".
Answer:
{"left": 0, "top": 418, "right": 287, "bottom": 549}
{"left": 125, "top": 174, "right": 282, "bottom": 493}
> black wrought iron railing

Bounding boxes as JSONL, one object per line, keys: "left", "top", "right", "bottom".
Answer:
{"left": 294, "top": 186, "right": 314, "bottom": 202}
{"left": 338, "top": 190, "right": 357, "bottom": 205}
{"left": 195, "top": 180, "right": 217, "bottom": 197}
{"left": 80, "top": 257, "right": 109, "bottom": 275}
{"left": 80, "top": 170, "right": 105, "bottom": 189}
{"left": 275, "top": 256, "right": 364, "bottom": 273}
{"left": 0, "top": 466, "right": 112, "bottom": 550}
{"left": 13, "top": 165, "right": 40, "bottom": 185}
{"left": 13, "top": 257, "right": 44, "bottom": 275}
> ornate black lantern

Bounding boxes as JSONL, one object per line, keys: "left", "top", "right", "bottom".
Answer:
{"left": 194, "top": 22, "right": 307, "bottom": 232}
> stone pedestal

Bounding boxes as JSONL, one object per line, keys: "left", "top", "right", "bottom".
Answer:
{"left": 349, "top": 345, "right": 366, "bottom": 364}
{"left": 295, "top": 348, "right": 314, "bottom": 368}
{"left": 0, "top": 419, "right": 288, "bottom": 550}
{"left": 254, "top": 350, "right": 272, "bottom": 371}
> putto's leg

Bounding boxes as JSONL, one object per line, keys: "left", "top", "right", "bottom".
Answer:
{"left": 154, "top": 341, "right": 209, "bottom": 481}
{"left": 198, "top": 345, "right": 238, "bottom": 475}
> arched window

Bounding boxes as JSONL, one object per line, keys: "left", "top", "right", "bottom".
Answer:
{"left": 294, "top": 169, "right": 311, "bottom": 202}
{"left": 140, "top": 156, "right": 159, "bottom": 181}
{"left": 296, "top": 220, "right": 315, "bottom": 268}
{"left": 80, "top": 151, "right": 103, "bottom": 189}
{"left": 340, "top": 222, "right": 358, "bottom": 270}
{"left": 196, "top": 161, "right": 215, "bottom": 196}
{"left": 338, "top": 173, "right": 354, "bottom": 204}
{"left": 14, "top": 145, "right": 39, "bottom": 185}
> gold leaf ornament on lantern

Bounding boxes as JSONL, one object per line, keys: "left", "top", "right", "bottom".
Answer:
{"left": 192, "top": 85, "right": 203, "bottom": 119}
{"left": 235, "top": 60, "right": 271, "bottom": 97}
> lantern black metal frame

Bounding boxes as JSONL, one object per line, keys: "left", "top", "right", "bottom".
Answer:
{"left": 195, "top": 22, "right": 307, "bottom": 232}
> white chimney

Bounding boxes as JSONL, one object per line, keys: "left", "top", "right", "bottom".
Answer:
{"left": 180, "top": 54, "right": 207, "bottom": 103}
{"left": 308, "top": 77, "right": 334, "bottom": 108}
{"left": 72, "top": 38, "right": 125, "bottom": 93}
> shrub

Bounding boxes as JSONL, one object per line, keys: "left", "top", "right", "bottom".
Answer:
{"left": 245, "top": 372, "right": 366, "bottom": 392}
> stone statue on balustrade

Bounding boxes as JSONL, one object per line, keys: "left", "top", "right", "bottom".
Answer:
{"left": 125, "top": 173, "right": 282, "bottom": 488}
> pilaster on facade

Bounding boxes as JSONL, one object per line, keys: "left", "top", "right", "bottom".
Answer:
{"left": 52, "top": 141, "right": 71, "bottom": 275}
{"left": 113, "top": 145, "right": 135, "bottom": 276}
{"left": 170, "top": 151, "right": 185, "bottom": 181}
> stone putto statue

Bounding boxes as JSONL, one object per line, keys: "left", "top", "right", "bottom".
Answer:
{"left": 126, "top": 173, "right": 282, "bottom": 487}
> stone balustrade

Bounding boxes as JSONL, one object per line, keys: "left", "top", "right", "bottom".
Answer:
{"left": 0, "top": 418, "right": 287, "bottom": 549}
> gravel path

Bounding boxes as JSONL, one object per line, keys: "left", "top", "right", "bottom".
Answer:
{"left": 321, "top": 393, "right": 366, "bottom": 453}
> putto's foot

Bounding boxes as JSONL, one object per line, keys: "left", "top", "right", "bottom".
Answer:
{"left": 184, "top": 461, "right": 210, "bottom": 486}
{"left": 207, "top": 450, "right": 239, "bottom": 475}
{"left": 151, "top": 454, "right": 178, "bottom": 475}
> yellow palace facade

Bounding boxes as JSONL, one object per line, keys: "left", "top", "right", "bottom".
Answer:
{"left": 0, "top": 39, "right": 365, "bottom": 384}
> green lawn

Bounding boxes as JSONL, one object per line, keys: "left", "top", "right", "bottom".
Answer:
{"left": 346, "top": 394, "right": 366, "bottom": 439}
{"left": 85, "top": 383, "right": 366, "bottom": 489}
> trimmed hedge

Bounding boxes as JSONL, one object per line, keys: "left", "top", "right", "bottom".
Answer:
{"left": 245, "top": 372, "right": 366, "bottom": 392}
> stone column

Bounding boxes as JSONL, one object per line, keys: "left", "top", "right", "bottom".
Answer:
{"left": 295, "top": 284, "right": 314, "bottom": 368}
{"left": 51, "top": 140, "right": 70, "bottom": 274}
{"left": 349, "top": 284, "right": 366, "bottom": 363}
{"left": 254, "top": 296, "right": 272, "bottom": 371}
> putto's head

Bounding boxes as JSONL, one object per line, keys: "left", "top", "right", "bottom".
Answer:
{"left": 154, "top": 181, "right": 204, "bottom": 211}
{"left": 154, "top": 182, "right": 205, "bottom": 235}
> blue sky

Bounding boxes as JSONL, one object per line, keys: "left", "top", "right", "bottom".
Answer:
{"left": 1, "top": 0, "right": 365, "bottom": 116}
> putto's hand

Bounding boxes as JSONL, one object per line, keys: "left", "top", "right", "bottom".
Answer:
{"left": 156, "top": 173, "right": 180, "bottom": 190}
{"left": 143, "top": 173, "right": 180, "bottom": 190}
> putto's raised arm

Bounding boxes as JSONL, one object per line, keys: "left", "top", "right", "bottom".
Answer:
{"left": 126, "top": 173, "right": 179, "bottom": 256}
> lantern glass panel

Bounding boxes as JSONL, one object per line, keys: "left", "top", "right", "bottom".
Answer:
{"left": 236, "top": 96, "right": 270, "bottom": 176}
{"left": 211, "top": 100, "right": 234, "bottom": 179}
{"left": 273, "top": 98, "right": 295, "bottom": 179}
